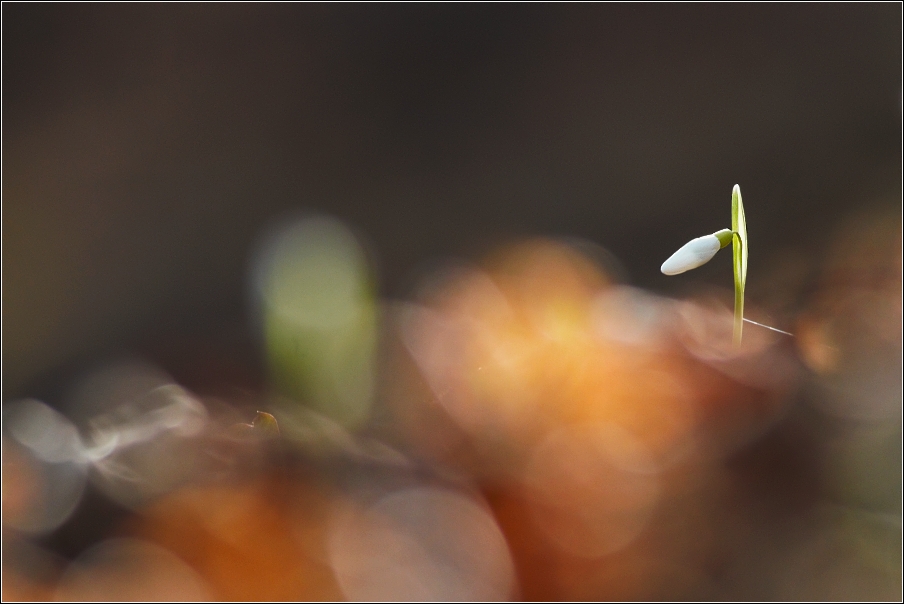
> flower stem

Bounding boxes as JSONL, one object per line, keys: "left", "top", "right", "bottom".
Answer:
{"left": 731, "top": 185, "right": 747, "bottom": 347}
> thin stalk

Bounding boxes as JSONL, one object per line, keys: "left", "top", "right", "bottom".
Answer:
{"left": 733, "top": 259, "right": 744, "bottom": 345}
{"left": 742, "top": 318, "right": 794, "bottom": 337}
{"left": 731, "top": 185, "right": 747, "bottom": 347}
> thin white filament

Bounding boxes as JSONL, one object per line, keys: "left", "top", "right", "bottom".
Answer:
{"left": 742, "top": 317, "right": 793, "bottom": 337}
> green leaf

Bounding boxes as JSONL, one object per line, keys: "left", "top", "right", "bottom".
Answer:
{"left": 731, "top": 184, "right": 747, "bottom": 346}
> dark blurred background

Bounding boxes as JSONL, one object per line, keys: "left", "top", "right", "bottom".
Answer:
{"left": 4, "top": 3, "right": 900, "bottom": 396}
{"left": 2, "top": 4, "right": 902, "bottom": 601}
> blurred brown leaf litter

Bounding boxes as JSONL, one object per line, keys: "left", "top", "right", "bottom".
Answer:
{"left": 3, "top": 4, "right": 901, "bottom": 601}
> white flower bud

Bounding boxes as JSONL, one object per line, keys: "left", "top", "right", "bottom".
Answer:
{"left": 660, "top": 233, "right": 722, "bottom": 275}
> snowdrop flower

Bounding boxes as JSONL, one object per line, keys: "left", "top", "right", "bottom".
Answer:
{"left": 659, "top": 184, "right": 753, "bottom": 346}
{"left": 660, "top": 229, "right": 733, "bottom": 276}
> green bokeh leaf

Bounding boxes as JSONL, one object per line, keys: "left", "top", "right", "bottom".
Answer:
{"left": 252, "top": 411, "right": 281, "bottom": 439}
{"left": 731, "top": 184, "right": 747, "bottom": 346}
